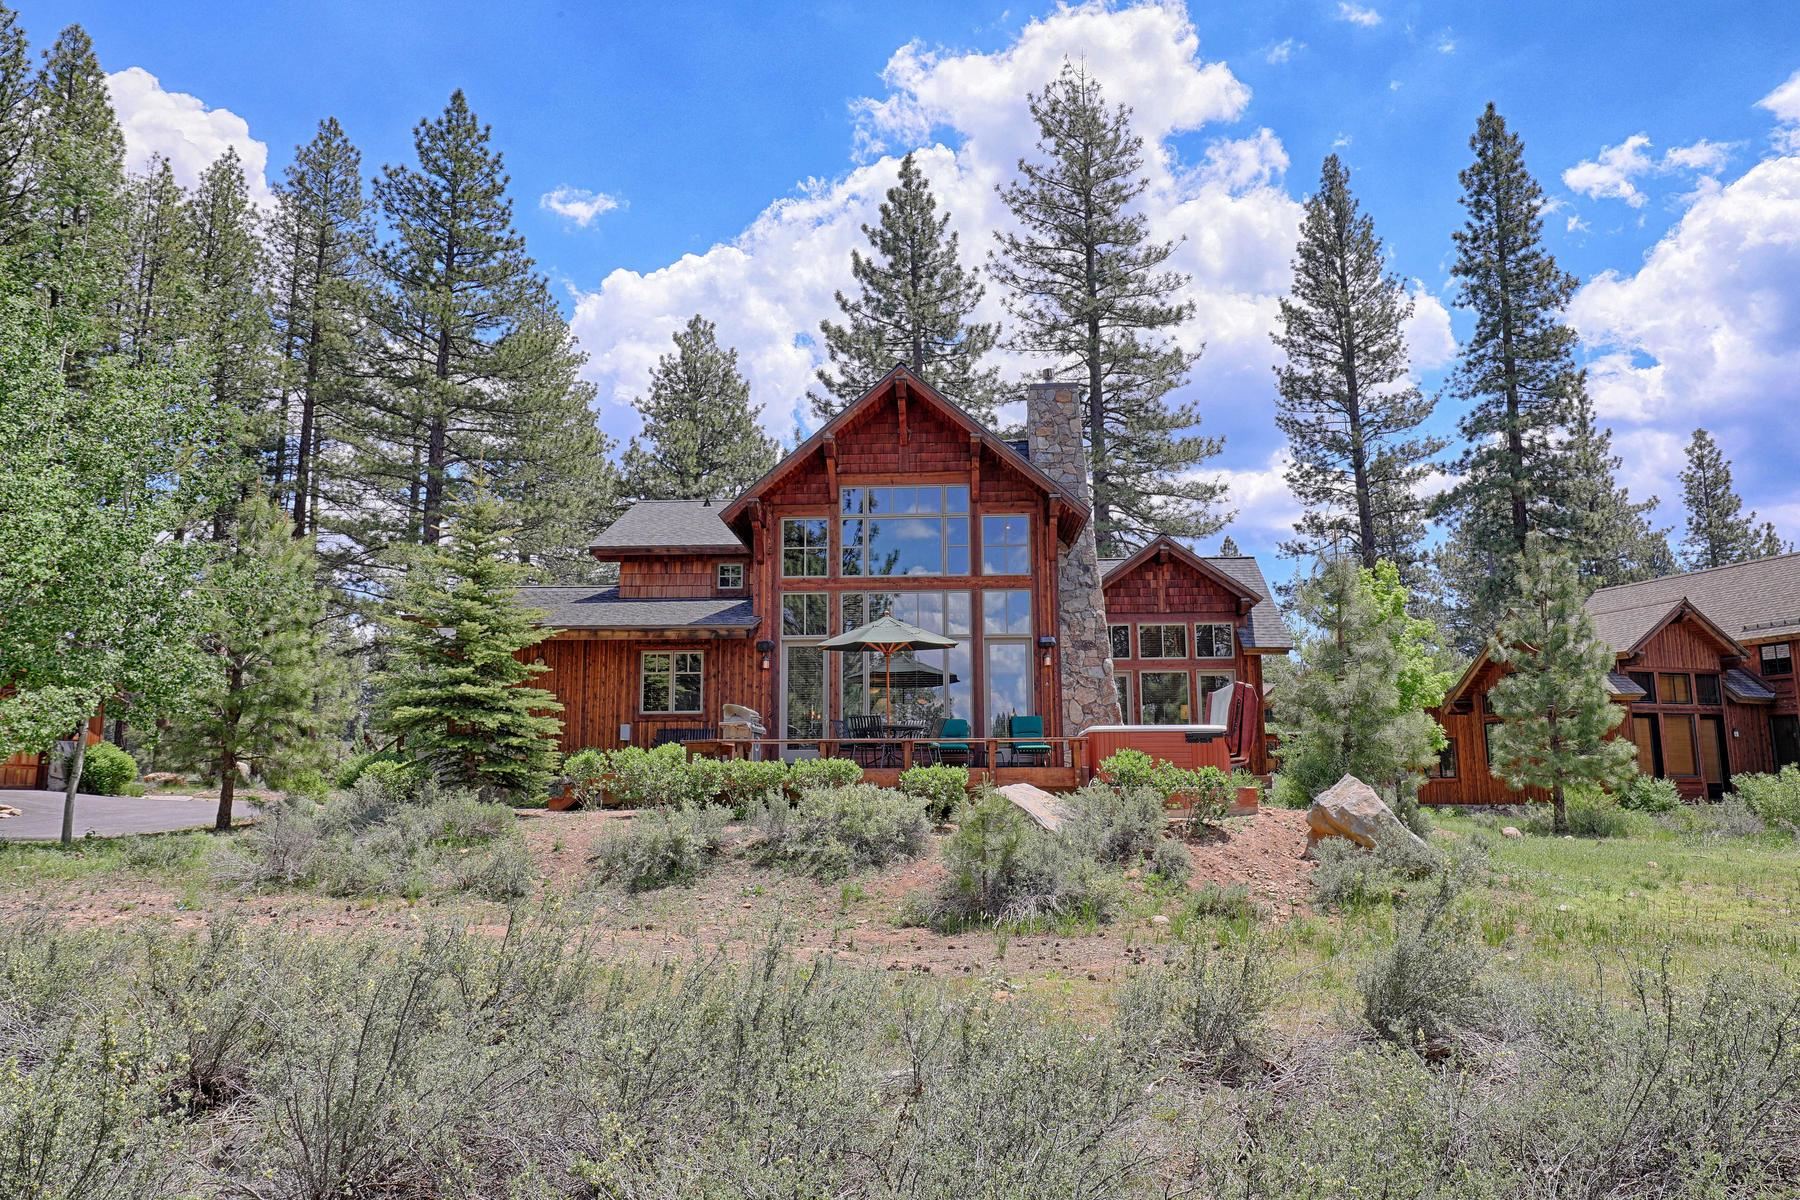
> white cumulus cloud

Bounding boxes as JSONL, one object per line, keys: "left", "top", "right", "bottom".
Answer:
{"left": 1761, "top": 68, "right": 1800, "bottom": 151}
{"left": 1336, "top": 2, "right": 1382, "bottom": 28}
{"left": 105, "top": 67, "right": 272, "bottom": 203}
{"left": 541, "top": 185, "right": 623, "bottom": 226}
{"left": 1563, "top": 133, "right": 1655, "bottom": 207}
{"left": 1264, "top": 38, "right": 1299, "bottom": 64}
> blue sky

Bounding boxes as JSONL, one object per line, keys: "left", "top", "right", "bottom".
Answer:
{"left": 28, "top": 0, "right": 1800, "bottom": 574}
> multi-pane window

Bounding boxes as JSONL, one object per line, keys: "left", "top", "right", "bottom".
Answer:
{"left": 1140, "top": 671, "right": 1191, "bottom": 724}
{"left": 1194, "top": 623, "right": 1234, "bottom": 659}
{"left": 641, "top": 651, "right": 703, "bottom": 714}
{"left": 982, "top": 590, "right": 1032, "bottom": 636}
{"left": 716, "top": 562, "right": 744, "bottom": 590}
{"left": 1114, "top": 674, "right": 1132, "bottom": 721}
{"left": 1138, "top": 623, "right": 1188, "bottom": 659}
{"left": 782, "top": 593, "right": 828, "bottom": 637}
{"left": 781, "top": 519, "right": 828, "bottom": 578}
{"left": 1197, "top": 672, "right": 1233, "bottom": 720}
{"left": 1657, "top": 673, "right": 1692, "bottom": 705}
{"left": 981, "top": 514, "right": 1031, "bottom": 575}
{"left": 1483, "top": 722, "right": 1499, "bottom": 770}
{"left": 1761, "top": 643, "right": 1793, "bottom": 676}
{"left": 1429, "top": 738, "right": 1459, "bottom": 779}
{"left": 841, "top": 591, "right": 973, "bottom": 726}
{"left": 1109, "top": 625, "right": 1132, "bottom": 660}
{"left": 840, "top": 486, "right": 970, "bottom": 576}
{"left": 1695, "top": 673, "right": 1721, "bottom": 706}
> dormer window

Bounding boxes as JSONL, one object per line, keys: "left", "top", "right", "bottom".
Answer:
{"left": 717, "top": 562, "right": 744, "bottom": 591}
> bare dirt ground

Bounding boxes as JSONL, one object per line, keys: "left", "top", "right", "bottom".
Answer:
{"left": 0, "top": 806, "right": 1315, "bottom": 991}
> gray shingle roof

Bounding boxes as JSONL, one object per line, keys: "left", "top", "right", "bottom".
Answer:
{"left": 518, "top": 586, "right": 759, "bottom": 632}
{"left": 1724, "top": 667, "right": 1778, "bottom": 703}
{"left": 1585, "top": 553, "right": 1800, "bottom": 652}
{"left": 1604, "top": 671, "right": 1648, "bottom": 698}
{"left": 1098, "top": 551, "right": 1293, "bottom": 651}
{"left": 587, "top": 500, "right": 748, "bottom": 555}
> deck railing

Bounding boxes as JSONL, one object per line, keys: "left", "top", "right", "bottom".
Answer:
{"left": 696, "top": 736, "right": 1092, "bottom": 784}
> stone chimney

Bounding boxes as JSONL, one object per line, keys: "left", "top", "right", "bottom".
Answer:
{"left": 1025, "top": 376, "right": 1122, "bottom": 732}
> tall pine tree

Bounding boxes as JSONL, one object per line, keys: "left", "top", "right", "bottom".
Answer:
{"left": 1679, "top": 428, "right": 1787, "bottom": 569}
{"left": 1435, "top": 105, "right": 1583, "bottom": 639}
{"left": 1564, "top": 392, "right": 1672, "bottom": 587}
{"left": 111, "top": 157, "right": 192, "bottom": 362}
{"left": 1486, "top": 534, "right": 1637, "bottom": 834}
{"left": 373, "top": 489, "right": 562, "bottom": 801}
{"left": 992, "top": 64, "right": 1226, "bottom": 555}
{"left": 1274, "top": 155, "right": 1445, "bottom": 577}
{"left": 0, "top": 5, "right": 32, "bottom": 250}
{"left": 623, "top": 314, "right": 779, "bottom": 501}
{"left": 809, "top": 152, "right": 1000, "bottom": 423}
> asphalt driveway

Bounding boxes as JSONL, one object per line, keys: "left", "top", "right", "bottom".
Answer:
{"left": 0, "top": 789, "right": 256, "bottom": 840}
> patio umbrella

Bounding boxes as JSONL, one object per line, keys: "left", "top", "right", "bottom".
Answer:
{"left": 818, "top": 615, "right": 958, "bottom": 723}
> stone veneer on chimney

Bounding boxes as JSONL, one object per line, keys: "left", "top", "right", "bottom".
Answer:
{"left": 1024, "top": 379, "right": 1123, "bottom": 733}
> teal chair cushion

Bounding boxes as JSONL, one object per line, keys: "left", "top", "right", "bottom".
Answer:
{"left": 1008, "top": 715, "right": 1050, "bottom": 753}
{"left": 935, "top": 718, "right": 972, "bottom": 754}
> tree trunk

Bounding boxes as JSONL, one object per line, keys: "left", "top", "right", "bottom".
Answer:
{"left": 60, "top": 718, "right": 93, "bottom": 847}
{"left": 215, "top": 754, "right": 237, "bottom": 831}
{"left": 1551, "top": 781, "right": 1567, "bottom": 836}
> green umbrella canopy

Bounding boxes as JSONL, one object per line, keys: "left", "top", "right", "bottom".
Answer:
{"left": 818, "top": 615, "right": 957, "bottom": 653}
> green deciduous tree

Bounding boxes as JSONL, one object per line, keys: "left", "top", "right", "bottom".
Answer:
{"left": 111, "top": 157, "right": 193, "bottom": 362}
{"left": 810, "top": 152, "right": 1001, "bottom": 423}
{"left": 1485, "top": 533, "right": 1637, "bottom": 834}
{"left": 1275, "top": 155, "right": 1446, "bottom": 580}
{"left": 1435, "top": 104, "right": 1584, "bottom": 640}
{"left": 163, "top": 496, "right": 335, "bottom": 830}
{"left": 993, "top": 63, "right": 1226, "bottom": 555}
{"left": 623, "top": 313, "right": 779, "bottom": 501}
{"left": 372, "top": 490, "right": 562, "bottom": 801}
{"left": 1270, "top": 558, "right": 1451, "bottom": 821}
{"left": 1679, "top": 428, "right": 1787, "bottom": 569}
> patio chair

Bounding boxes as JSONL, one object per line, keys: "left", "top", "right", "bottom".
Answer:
{"left": 844, "top": 714, "right": 886, "bottom": 767}
{"left": 1006, "top": 714, "right": 1052, "bottom": 767}
{"left": 931, "top": 718, "right": 972, "bottom": 766}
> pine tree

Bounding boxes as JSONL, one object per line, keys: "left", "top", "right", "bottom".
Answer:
{"left": 1275, "top": 156, "right": 1446, "bottom": 578}
{"left": 373, "top": 490, "right": 562, "bottom": 800}
{"left": 164, "top": 496, "right": 333, "bottom": 829}
{"left": 1218, "top": 534, "right": 1241, "bottom": 557}
{"left": 1679, "top": 428, "right": 1786, "bottom": 569}
{"left": 268, "top": 118, "right": 373, "bottom": 543}
{"left": 1435, "top": 105, "right": 1584, "bottom": 637}
{"left": 809, "top": 152, "right": 1000, "bottom": 423}
{"left": 0, "top": 5, "right": 33, "bottom": 249}
{"left": 992, "top": 64, "right": 1225, "bottom": 555}
{"left": 1486, "top": 533, "right": 1637, "bottom": 834}
{"left": 1564, "top": 392, "right": 1672, "bottom": 587}
{"left": 111, "top": 157, "right": 193, "bottom": 362}
{"left": 623, "top": 314, "right": 779, "bottom": 501}
{"left": 1269, "top": 558, "right": 1451, "bottom": 818}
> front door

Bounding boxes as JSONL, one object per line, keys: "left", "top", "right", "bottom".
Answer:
{"left": 781, "top": 643, "right": 825, "bottom": 762}
{"left": 1774, "top": 716, "right": 1800, "bottom": 769}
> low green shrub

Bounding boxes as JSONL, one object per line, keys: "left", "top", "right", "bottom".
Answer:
{"left": 118, "top": 832, "right": 210, "bottom": 873}
{"left": 1359, "top": 882, "right": 1486, "bottom": 1049}
{"left": 717, "top": 758, "right": 788, "bottom": 817}
{"left": 601, "top": 744, "right": 699, "bottom": 808}
{"left": 1528, "top": 789, "right": 1641, "bottom": 838}
{"left": 267, "top": 765, "right": 329, "bottom": 801}
{"left": 334, "top": 748, "right": 403, "bottom": 790}
{"left": 560, "top": 748, "right": 609, "bottom": 807}
{"left": 754, "top": 784, "right": 928, "bottom": 879}
{"left": 1616, "top": 772, "right": 1681, "bottom": 813}
{"left": 591, "top": 806, "right": 731, "bottom": 892}
{"left": 1062, "top": 780, "right": 1163, "bottom": 864}
{"left": 77, "top": 741, "right": 136, "bottom": 795}
{"left": 1311, "top": 833, "right": 1444, "bottom": 909}
{"left": 1732, "top": 765, "right": 1800, "bottom": 829}
{"left": 787, "top": 757, "right": 863, "bottom": 793}
{"left": 1118, "top": 938, "right": 1272, "bottom": 1077}
{"left": 1097, "top": 751, "right": 1230, "bottom": 823}
{"left": 1098, "top": 748, "right": 1158, "bottom": 790}
{"left": 1184, "top": 882, "right": 1260, "bottom": 924}
{"left": 1148, "top": 837, "right": 1191, "bottom": 885}
{"left": 898, "top": 763, "right": 968, "bottom": 824}
{"left": 1657, "top": 797, "right": 1766, "bottom": 841}
{"left": 909, "top": 791, "right": 1118, "bottom": 928}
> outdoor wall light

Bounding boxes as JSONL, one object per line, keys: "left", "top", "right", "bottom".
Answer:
{"left": 756, "top": 638, "right": 776, "bottom": 669}
{"left": 1037, "top": 634, "right": 1057, "bottom": 666}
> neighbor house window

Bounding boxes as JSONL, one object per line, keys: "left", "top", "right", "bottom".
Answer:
{"left": 641, "top": 651, "right": 703, "bottom": 714}
{"left": 1194, "top": 623, "right": 1234, "bottom": 659}
{"left": 1109, "top": 624, "right": 1132, "bottom": 660}
{"left": 716, "top": 562, "right": 744, "bottom": 590}
{"left": 781, "top": 592, "right": 828, "bottom": 637}
{"left": 1761, "top": 643, "right": 1793, "bottom": 676}
{"left": 1138, "top": 623, "right": 1188, "bottom": 659}
{"left": 1695, "top": 673, "right": 1721, "bottom": 706}
{"left": 981, "top": 514, "right": 1032, "bottom": 575}
{"left": 1483, "top": 722, "right": 1499, "bottom": 771}
{"left": 781, "top": 519, "right": 828, "bottom": 578}
{"left": 1657, "top": 673, "right": 1692, "bottom": 705}
{"left": 840, "top": 486, "right": 970, "bottom": 576}
{"left": 1429, "top": 738, "right": 1459, "bottom": 779}
{"left": 1139, "top": 671, "right": 1191, "bottom": 724}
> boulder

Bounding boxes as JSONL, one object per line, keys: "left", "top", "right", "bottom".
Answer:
{"left": 1307, "top": 775, "right": 1429, "bottom": 851}
{"left": 1501, "top": 826, "right": 1523, "bottom": 839}
{"left": 997, "top": 783, "right": 1072, "bottom": 831}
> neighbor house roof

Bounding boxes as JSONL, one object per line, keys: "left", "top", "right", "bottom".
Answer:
{"left": 585, "top": 499, "right": 749, "bottom": 557}
{"left": 518, "top": 586, "right": 759, "bottom": 634}
{"left": 1098, "top": 539, "right": 1293, "bottom": 651}
{"left": 1586, "top": 553, "right": 1800, "bottom": 650}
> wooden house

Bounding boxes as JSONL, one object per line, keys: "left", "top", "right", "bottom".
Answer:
{"left": 1423, "top": 553, "right": 1800, "bottom": 805}
{"left": 518, "top": 366, "right": 1288, "bottom": 782}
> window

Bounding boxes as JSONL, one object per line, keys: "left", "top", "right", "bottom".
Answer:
{"left": 1194, "top": 623, "right": 1234, "bottom": 659}
{"left": 1138, "top": 623, "right": 1188, "bottom": 659}
{"left": 716, "top": 561, "right": 743, "bottom": 590}
{"left": 982, "top": 590, "right": 1032, "bottom": 636}
{"left": 781, "top": 592, "right": 828, "bottom": 637}
{"left": 1695, "top": 673, "right": 1721, "bottom": 707}
{"left": 1483, "top": 722, "right": 1499, "bottom": 771}
{"left": 1140, "top": 671, "right": 1192, "bottom": 724}
{"left": 1114, "top": 674, "right": 1132, "bottom": 721}
{"left": 1429, "top": 738, "right": 1459, "bottom": 779}
{"left": 1628, "top": 671, "right": 1655, "bottom": 698}
{"left": 1761, "top": 643, "right": 1793, "bottom": 676}
{"left": 781, "top": 519, "right": 828, "bottom": 578}
{"left": 1630, "top": 715, "right": 1662, "bottom": 776}
{"left": 981, "top": 514, "right": 1031, "bottom": 575}
{"left": 1197, "top": 672, "right": 1233, "bottom": 720}
{"left": 1109, "top": 624, "right": 1132, "bottom": 660}
{"left": 1656, "top": 673, "right": 1691, "bottom": 705}
{"left": 840, "top": 486, "right": 969, "bottom": 576}
{"left": 1662, "top": 714, "right": 1698, "bottom": 776}
{"left": 842, "top": 591, "right": 973, "bottom": 726}
{"left": 641, "top": 651, "right": 703, "bottom": 714}
{"left": 985, "top": 641, "right": 1033, "bottom": 736}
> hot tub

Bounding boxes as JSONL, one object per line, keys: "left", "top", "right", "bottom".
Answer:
{"left": 1082, "top": 724, "right": 1231, "bottom": 774}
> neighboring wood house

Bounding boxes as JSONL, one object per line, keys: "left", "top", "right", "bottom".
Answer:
{"left": 1423, "top": 553, "right": 1800, "bottom": 805}
{"left": 0, "top": 706, "right": 104, "bottom": 790}
{"left": 518, "top": 366, "right": 1288, "bottom": 778}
